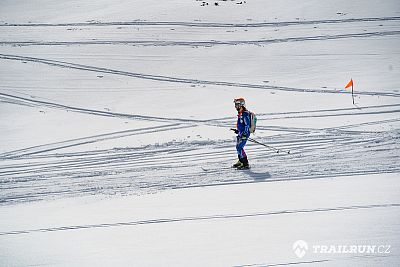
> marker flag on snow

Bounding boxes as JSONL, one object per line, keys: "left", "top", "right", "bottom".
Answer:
{"left": 345, "top": 79, "right": 353, "bottom": 89}
{"left": 345, "top": 79, "right": 355, "bottom": 105}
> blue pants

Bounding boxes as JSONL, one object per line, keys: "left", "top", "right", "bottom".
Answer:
{"left": 236, "top": 137, "right": 247, "bottom": 159}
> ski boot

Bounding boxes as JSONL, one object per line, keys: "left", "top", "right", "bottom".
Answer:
{"left": 232, "top": 155, "right": 244, "bottom": 168}
{"left": 236, "top": 157, "right": 250, "bottom": 170}
{"left": 232, "top": 160, "right": 243, "bottom": 168}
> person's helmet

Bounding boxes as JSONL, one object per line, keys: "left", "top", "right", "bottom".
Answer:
{"left": 234, "top": 98, "right": 246, "bottom": 108}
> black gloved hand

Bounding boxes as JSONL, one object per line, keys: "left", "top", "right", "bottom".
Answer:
{"left": 231, "top": 129, "right": 239, "bottom": 134}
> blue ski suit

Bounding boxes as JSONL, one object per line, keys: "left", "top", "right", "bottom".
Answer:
{"left": 236, "top": 111, "right": 250, "bottom": 159}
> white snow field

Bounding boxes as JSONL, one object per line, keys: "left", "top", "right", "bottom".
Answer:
{"left": 0, "top": 0, "right": 399, "bottom": 266}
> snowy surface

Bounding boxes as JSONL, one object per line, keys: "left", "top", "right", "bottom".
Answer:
{"left": 0, "top": 0, "right": 400, "bottom": 266}
{"left": 1, "top": 173, "right": 399, "bottom": 266}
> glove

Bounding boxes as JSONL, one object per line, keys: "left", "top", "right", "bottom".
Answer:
{"left": 231, "top": 128, "right": 239, "bottom": 134}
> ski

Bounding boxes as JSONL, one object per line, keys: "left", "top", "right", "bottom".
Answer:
{"left": 201, "top": 165, "right": 251, "bottom": 172}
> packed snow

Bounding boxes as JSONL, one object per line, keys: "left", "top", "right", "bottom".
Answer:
{"left": 0, "top": 0, "right": 399, "bottom": 266}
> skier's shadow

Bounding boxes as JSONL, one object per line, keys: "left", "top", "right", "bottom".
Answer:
{"left": 243, "top": 169, "right": 271, "bottom": 181}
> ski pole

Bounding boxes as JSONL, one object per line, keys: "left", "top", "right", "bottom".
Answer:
{"left": 230, "top": 129, "right": 290, "bottom": 154}
{"left": 248, "top": 138, "right": 291, "bottom": 154}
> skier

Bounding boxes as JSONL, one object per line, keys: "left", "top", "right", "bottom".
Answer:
{"left": 232, "top": 98, "right": 250, "bottom": 169}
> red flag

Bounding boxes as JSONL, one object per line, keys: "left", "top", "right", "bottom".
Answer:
{"left": 345, "top": 79, "right": 353, "bottom": 89}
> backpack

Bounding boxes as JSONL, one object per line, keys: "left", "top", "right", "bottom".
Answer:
{"left": 248, "top": 111, "right": 257, "bottom": 133}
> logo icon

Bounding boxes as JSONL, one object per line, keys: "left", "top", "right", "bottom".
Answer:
{"left": 293, "top": 240, "right": 308, "bottom": 258}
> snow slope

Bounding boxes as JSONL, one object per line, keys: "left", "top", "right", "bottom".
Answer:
{"left": 1, "top": 173, "right": 399, "bottom": 266}
{"left": 0, "top": 0, "right": 399, "bottom": 266}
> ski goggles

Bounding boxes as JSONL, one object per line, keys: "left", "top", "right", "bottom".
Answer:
{"left": 234, "top": 98, "right": 245, "bottom": 107}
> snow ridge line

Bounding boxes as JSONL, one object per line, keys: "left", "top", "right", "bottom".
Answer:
{"left": 2, "top": 30, "right": 400, "bottom": 47}
{"left": 1, "top": 203, "right": 399, "bottom": 236}
{"left": 1, "top": 16, "right": 399, "bottom": 28}
{"left": 1, "top": 54, "right": 399, "bottom": 98}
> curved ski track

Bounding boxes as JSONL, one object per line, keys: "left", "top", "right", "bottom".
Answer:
{"left": 1, "top": 126, "right": 399, "bottom": 204}
{"left": 0, "top": 15, "right": 399, "bottom": 205}
{"left": 1, "top": 55, "right": 399, "bottom": 98}
{"left": 2, "top": 92, "right": 400, "bottom": 129}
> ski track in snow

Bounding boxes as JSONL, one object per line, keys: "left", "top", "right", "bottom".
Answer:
{"left": 1, "top": 124, "right": 399, "bottom": 204}
{"left": 1, "top": 55, "right": 399, "bottom": 98}
{"left": 1, "top": 203, "right": 399, "bottom": 236}
{"left": 1, "top": 89, "right": 399, "bottom": 204}
{"left": 1, "top": 31, "right": 400, "bottom": 47}
{"left": 3, "top": 91, "right": 400, "bottom": 129}
{"left": 0, "top": 15, "right": 399, "bottom": 205}
{"left": 1, "top": 16, "right": 399, "bottom": 28}
{"left": 1, "top": 16, "right": 399, "bottom": 47}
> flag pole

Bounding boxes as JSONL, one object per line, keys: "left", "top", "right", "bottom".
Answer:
{"left": 345, "top": 78, "right": 355, "bottom": 105}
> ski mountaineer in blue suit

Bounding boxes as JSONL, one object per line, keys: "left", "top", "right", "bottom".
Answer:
{"left": 232, "top": 98, "right": 250, "bottom": 169}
